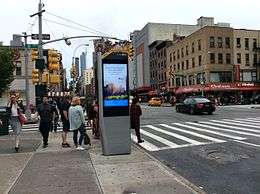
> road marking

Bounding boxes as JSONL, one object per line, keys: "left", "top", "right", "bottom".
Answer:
{"left": 236, "top": 118, "right": 260, "bottom": 123}
{"left": 211, "top": 119, "right": 260, "bottom": 129}
{"left": 200, "top": 121, "right": 260, "bottom": 134}
{"left": 234, "top": 140, "right": 260, "bottom": 148}
{"left": 140, "top": 129, "right": 180, "bottom": 148}
{"left": 145, "top": 125, "right": 203, "bottom": 145}
{"left": 131, "top": 134, "right": 162, "bottom": 151}
{"left": 161, "top": 124, "right": 225, "bottom": 143}
{"left": 188, "top": 122, "right": 260, "bottom": 138}
{"left": 223, "top": 119, "right": 260, "bottom": 126}
{"left": 175, "top": 123, "right": 246, "bottom": 140}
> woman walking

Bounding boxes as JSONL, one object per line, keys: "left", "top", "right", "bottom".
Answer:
{"left": 69, "top": 97, "right": 90, "bottom": 150}
{"left": 7, "top": 94, "right": 23, "bottom": 152}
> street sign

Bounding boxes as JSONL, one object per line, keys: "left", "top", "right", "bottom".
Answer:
{"left": 31, "top": 34, "right": 50, "bottom": 40}
{"left": 27, "top": 44, "right": 38, "bottom": 49}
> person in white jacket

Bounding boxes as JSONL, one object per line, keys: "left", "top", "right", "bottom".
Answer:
{"left": 69, "top": 96, "right": 89, "bottom": 150}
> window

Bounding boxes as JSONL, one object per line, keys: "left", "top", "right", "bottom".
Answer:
{"left": 177, "top": 50, "right": 180, "bottom": 59}
{"left": 198, "top": 40, "right": 201, "bottom": 50}
{"left": 177, "top": 63, "right": 180, "bottom": 70}
{"left": 15, "top": 62, "right": 22, "bottom": 76}
{"left": 245, "top": 38, "right": 249, "bottom": 50}
{"left": 240, "top": 71, "right": 256, "bottom": 82}
{"left": 253, "top": 39, "right": 257, "bottom": 49}
{"left": 210, "top": 53, "right": 215, "bottom": 64}
{"left": 217, "top": 37, "right": 223, "bottom": 48}
{"left": 218, "top": 53, "right": 223, "bottom": 64}
{"left": 192, "top": 42, "right": 195, "bottom": 53}
{"left": 170, "top": 53, "right": 172, "bottom": 62}
{"left": 254, "top": 54, "right": 257, "bottom": 66}
{"left": 192, "top": 58, "right": 195, "bottom": 68}
{"left": 182, "top": 61, "right": 184, "bottom": 70}
{"left": 186, "top": 60, "right": 189, "bottom": 69}
{"left": 181, "top": 48, "right": 184, "bottom": 58}
{"left": 186, "top": 45, "right": 189, "bottom": 55}
{"left": 198, "top": 55, "right": 202, "bottom": 66}
{"left": 209, "top": 36, "right": 215, "bottom": 48}
{"left": 189, "top": 75, "right": 193, "bottom": 85}
{"left": 164, "top": 72, "right": 167, "bottom": 81}
{"left": 173, "top": 64, "right": 176, "bottom": 71}
{"left": 173, "top": 52, "right": 176, "bottom": 61}
{"left": 225, "top": 37, "right": 230, "bottom": 48}
{"left": 226, "top": 53, "right": 231, "bottom": 64}
{"left": 237, "top": 53, "right": 241, "bottom": 64}
{"left": 164, "top": 60, "right": 166, "bottom": 68}
{"left": 245, "top": 53, "right": 250, "bottom": 66}
{"left": 210, "top": 71, "right": 232, "bottom": 82}
{"left": 237, "top": 38, "right": 241, "bottom": 48}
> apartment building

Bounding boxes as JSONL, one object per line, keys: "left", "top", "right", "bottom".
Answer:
{"left": 166, "top": 26, "right": 260, "bottom": 90}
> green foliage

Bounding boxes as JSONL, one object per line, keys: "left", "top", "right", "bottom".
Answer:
{"left": 0, "top": 48, "right": 15, "bottom": 96}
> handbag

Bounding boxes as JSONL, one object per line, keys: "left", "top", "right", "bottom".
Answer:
{"left": 18, "top": 113, "right": 27, "bottom": 125}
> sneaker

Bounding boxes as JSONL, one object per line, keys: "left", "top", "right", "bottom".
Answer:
{"left": 43, "top": 144, "right": 48, "bottom": 148}
{"left": 76, "top": 146, "right": 85, "bottom": 150}
{"left": 138, "top": 139, "right": 144, "bottom": 143}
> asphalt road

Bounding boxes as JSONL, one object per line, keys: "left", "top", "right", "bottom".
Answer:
{"left": 135, "top": 104, "right": 260, "bottom": 194}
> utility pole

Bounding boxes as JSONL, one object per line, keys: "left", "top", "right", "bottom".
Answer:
{"left": 22, "top": 32, "right": 32, "bottom": 120}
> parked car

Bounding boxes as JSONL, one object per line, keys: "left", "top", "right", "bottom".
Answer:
{"left": 148, "top": 97, "right": 162, "bottom": 106}
{"left": 251, "top": 94, "right": 260, "bottom": 104}
{"left": 176, "top": 97, "right": 215, "bottom": 115}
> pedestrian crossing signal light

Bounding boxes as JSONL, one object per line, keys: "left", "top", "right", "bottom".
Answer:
{"left": 41, "top": 71, "right": 49, "bottom": 84}
{"left": 31, "top": 49, "right": 38, "bottom": 61}
{"left": 32, "top": 69, "right": 40, "bottom": 84}
{"left": 48, "top": 50, "right": 60, "bottom": 71}
{"left": 128, "top": 45, "right": 134, "bottom": 58}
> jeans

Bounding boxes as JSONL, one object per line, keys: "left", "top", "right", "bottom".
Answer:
{"left": 39, "top": 122, "right": 51, "bottom": 145}
{"left": 73, "top": 124, "right": 85, "bottom": 146}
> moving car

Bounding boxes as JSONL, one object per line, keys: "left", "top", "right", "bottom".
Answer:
{"left": 148, "top": 97, "right": 162, "bottom": 106}
{"left": 251, "top": 94, "right": 260, "bottom": 104}
{"left": 176, "top": 97, "right": 215, "bottom": 115}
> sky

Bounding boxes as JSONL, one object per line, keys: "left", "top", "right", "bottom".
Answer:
{"left": 1, "top": 0, "right": 260, "bottom": 77}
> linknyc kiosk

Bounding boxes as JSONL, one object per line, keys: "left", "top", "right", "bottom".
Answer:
{"left": 97, "top": 52, "right": 131, "bottom": 155}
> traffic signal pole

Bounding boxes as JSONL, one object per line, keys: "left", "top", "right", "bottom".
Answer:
{"left": 38, "top": 0, "right": 44, "bottom": 59}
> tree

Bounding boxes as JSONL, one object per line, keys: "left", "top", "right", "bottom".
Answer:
{"left": 0, "top": 48, "right": 15, "bottom": 97}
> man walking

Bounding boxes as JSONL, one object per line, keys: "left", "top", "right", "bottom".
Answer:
{"left": 130, "top": 97, "right": 144, "bottom": 143}
{"left": 37, "top": 95, "right": 55, "bottom": 148}
{"left": 60, "top": 96, "right": 71, "bottom": 147}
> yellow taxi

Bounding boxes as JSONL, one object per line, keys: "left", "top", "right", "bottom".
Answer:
{"left": 148, "top": 97, "right": 162, "bottom": 106}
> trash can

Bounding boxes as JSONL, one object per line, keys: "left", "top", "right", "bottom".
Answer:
{"left": 0, "top": 106, "right": 9, "bottom": 136}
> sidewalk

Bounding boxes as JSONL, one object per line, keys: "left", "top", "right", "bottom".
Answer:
{"left": 0, "top": 131, "right": 203, "bottom": 194}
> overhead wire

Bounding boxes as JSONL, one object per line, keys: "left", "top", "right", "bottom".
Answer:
{"left": 43, "top": 18, "right": 99, "bottom": 35}
{"left": 45, "top": 11, "right": 110, "bottom": 37}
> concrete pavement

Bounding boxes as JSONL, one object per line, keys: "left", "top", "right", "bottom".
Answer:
{"left": 0, "top": 131, "right": 202, "bottom": 194}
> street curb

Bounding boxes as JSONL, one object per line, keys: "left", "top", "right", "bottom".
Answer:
{"left": 132, "top": 143, "right": 206, "bottom": 194}
{"left": 5, "top": 153, "right": 34, "bottom": 194}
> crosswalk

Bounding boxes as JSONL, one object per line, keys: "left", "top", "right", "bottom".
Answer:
{"left": 131, "top": 117, "right": 260, "bottom": 151}
{"left": 8, "top": 121, "right": 89, "bottom": 132}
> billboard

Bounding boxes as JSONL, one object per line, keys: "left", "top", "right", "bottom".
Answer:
{"left": 103, "top": 63, "right": 128, "bottom": 107}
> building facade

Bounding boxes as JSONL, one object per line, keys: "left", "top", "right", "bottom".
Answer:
{"left": 131, "top": 17, "right": 230, "bottom": 89}
{"left": 166, "top": 26, "right": 260, "bottom": 92}
{"left": 80, "top": 52, "right": 87, "bottom": 76}
{"left": 83, "top": 68, "right": 93, "bottom": 86}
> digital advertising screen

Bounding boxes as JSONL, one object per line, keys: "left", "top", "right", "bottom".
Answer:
{"left": 103, "top": 63, "right": 128, "bottom": 107}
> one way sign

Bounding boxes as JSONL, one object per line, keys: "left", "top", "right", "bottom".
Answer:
{"left": 31, "top": 34, "right": 50, "bottom": 40}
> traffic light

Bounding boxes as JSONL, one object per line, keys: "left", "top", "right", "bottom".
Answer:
{"left": 41, "top": 71, "right": 49, "bottom": 84}
{"left": 32, "top": 69, "right": 40, "bottom": 84}
{"left": 31, "top": 49, "right": 38, "bottom": 61}
{"left": 48, "top": 50, "right": 60, "bottom": 71}
{"left": 49, "top": 74, "right": 60, "bottom": 84}
{"left": 128, "top": 44, "right": 134, "bottom": 58}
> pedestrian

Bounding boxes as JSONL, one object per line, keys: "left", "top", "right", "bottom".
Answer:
{"left": 36, "top": 95, "right": 55, "bottom": 148}
{"left": 60, "top": 96, "right": 71, "bottom": 148}
{"left": 7, "top": 94, "right": 24, "bottom": 152}
{"left": 130, "top": 97, "right": 144, "bottom": 143}
{"left": 93, "top": 100, "right": 100, "bottom": 139}
{"left": 69, "top": 96, "right": 91, "bottom": 150}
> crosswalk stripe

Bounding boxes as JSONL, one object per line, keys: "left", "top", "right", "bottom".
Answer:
{"left": 131, "top": 134, "right": 162, "bottom": 151}
{"left": 176, "top": 123, "right": 246, "bottom": 140}
{"left": 145, "top": 125, "right": 203, "bottom": 145}
{"left": 233, "top": 140, "right": 260, "bottom": 148}
{"left": 140, "top": 129, "right": 180, "bottom": 148}
{"left": 187, "top": 122, "right": 260, "bottom": 138}
{"left": 200, "top": 121, "right": 260, "bottom": 134}
{"left": 211, "top": 120, "right": 260, "bottom": 129}
{"left": 236, "top": 118, "right": 260, "bottom": 123}
{"left": 161, "top": 124, "right": 225, "bottom": 143}
{"left": 223, "top": 119, "right": 260, "bottom": 126}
